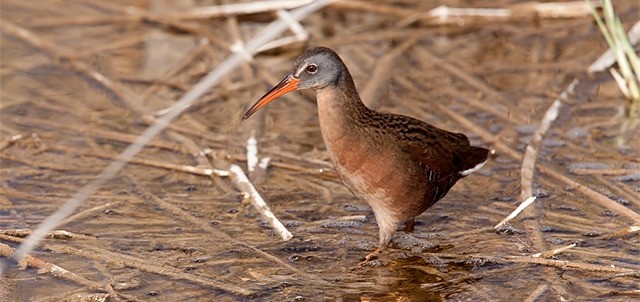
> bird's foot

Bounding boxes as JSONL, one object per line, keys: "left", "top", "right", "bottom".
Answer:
{"left": 361, "top": 248, "right": 382, "bottom": 263}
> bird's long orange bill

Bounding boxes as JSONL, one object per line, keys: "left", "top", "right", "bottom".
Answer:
{"left": 242, "top": 75, "right": 300, "bottom": 120}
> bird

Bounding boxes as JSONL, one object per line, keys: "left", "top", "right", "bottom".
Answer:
{"left": 242, "top": 46, "right": 490, "bottom": 261}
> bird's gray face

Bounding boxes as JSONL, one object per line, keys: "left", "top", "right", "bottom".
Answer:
{"left": 290, "top": 52, "right": 343, "bottom": 90}
{"left": 242, "top": 46, "right": 345, "bottom": 120}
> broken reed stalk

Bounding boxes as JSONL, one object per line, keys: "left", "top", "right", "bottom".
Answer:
{"left": 398, "top": 1, "right": 598, "bottom": 27}
{"left": 228, "top": 165, "right": 293, "bottom": 241}
{"left": 0, "top": 0, "right": 333, "bottom": 275}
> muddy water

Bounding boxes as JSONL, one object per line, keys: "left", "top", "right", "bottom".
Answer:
{"left": 1, "top": 1, "right": 639, "bottom": 301}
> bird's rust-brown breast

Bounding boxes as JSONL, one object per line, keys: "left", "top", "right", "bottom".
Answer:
{"left": 316, "top": 88, "right": 426, "bottom": 220}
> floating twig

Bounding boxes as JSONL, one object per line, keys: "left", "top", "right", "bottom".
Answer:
{"left": 399, "top": 1, "right": 598, "bottom": 27}
{"left": 532, "top": 243, "right": 577, "bottom": 258}
{"left": 181, "top": 0, "right": 313, "bottom": 19}
{"left": 0, "top": 242, "right": 105, "bottom": 291}
{"left": 519, "top": 79, "right": 577, "bottom": 201}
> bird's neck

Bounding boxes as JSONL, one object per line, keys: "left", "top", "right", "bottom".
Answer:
{"left": 316, "top": 73, "right": 370, "bottom": 129}
{"left": 315, "top": 73, "right": 372, "bottom": 157}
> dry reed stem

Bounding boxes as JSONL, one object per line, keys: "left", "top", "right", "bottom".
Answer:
{"left": 46, "top": 243, "right": 254, "bottom": 296}
{"left": 229, "top": 154, "right": 339, "bottom": 180}
{"left": 571, "top": 168, "right": 640, "bottom": 175}
{"left": 330, "top": 1, "right": 414, "bottom": 17}
{"left": 2, "top": 229, "right": 96, "bottom": 241}
{"left": 399, "top": 1, "right": 597, "bottom": 27}
{"left": 59, "top": 200, "right": 128, "bottom": 227}
{"left": 499, "top": 256, "right": 639, "bottom": 274}
{"left": 255, "top": 9, "right": 309, "bottom": 53}
{"left": 520, "top": 79, "right": 576, "bottom": 201}
{"left": 0, "top": 242, "right": 106, "bottom": 291}
{"left": 494, "top": 196, "right": 537, "bottom": 229}
{"left": 127, "top": 177, "right": 330, "bottom": 286}
{"left": 180, "top": 0, "right": 313, "bottom": 19}
{"left": 607, "top": 225, "right": 640, "bottom": 238}
{"left": 0, "top": 134, "right": 25, "bottom": 152}
{"left": 523, "top": 284, "right": 549, "bottom": 302}
{"left": 532, "top": 243, "right": 577, "bottom": 258}
{"left": 588, "top": 21, "right": 640, "bottom": 73}
{"left": 246, "top": 132, "right": 259, "bottom": 175}
{"left": 228, "top": 165, "right": 293, "bottom": 241}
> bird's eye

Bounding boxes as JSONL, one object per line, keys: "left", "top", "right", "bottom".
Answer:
{"left": 306, "top": 64, "right": 318, "bottom": 74}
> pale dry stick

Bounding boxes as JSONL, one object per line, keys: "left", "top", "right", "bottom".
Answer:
{"left": 180, "top": 0, "right": 313, "bottom": 19}
{"left": 493, "top": 196, "right": 537, "bottom": 229}
{"left": 247, "top": 132, "right": 259, "bottom": 175}
{"left": 499, "top": 256, "right": 639, "bottom": 274}
{"left": 229, "top": 153, "right": 339, "bottom": 180}
{"left": 399, "top": 5, "right": 510, "bottom": 27}
{"left": 360, "top": 35, "right": 420, "bottom": 110}
{"left": 532, "top": 243, "right": 577, "bottom": 259}
{"left": 227, "top": 17, "right": 253, "bottom": 79}
{"left": 59, "top": 200, "right": 127, "bottom": 227}
{"left": 571, "top": 168, "right": 640, "bottom": 175}
{"left": 255, "top": 9, "right": 309, "bottom": 53}
{"left": 228, "top": 165, "right": 293, "bottom": 241}
{"left": 0, "top": 242, "right": 105, "bottom": 291}
{"left": 524, "top": 284, "right": 549, "bottom": 302}
{"left": 169, "top": 131, "right": 238, "bottom": 195}
{"left": 306, "top": 215, "right": 368, "bottom": 227}
{"left": 20, "top": 142, "right": 221, "bottom": 179}
{"left": 399, "top": 1, "right": 597, "bottom": 27}
{"left": 0, "top": 0, "right": 334, "bottom": 275}
{"left": 588, "top": 21, "right": 640, "bottom": 74}
{"left": 330, "top": 0, "right": 414, "bottom": 17}
{"left": 520, "top": 79, "right": 576, "bottom": 202}
{"left": 607, "top": 225, "right": 640, "bottom": 238}
{"left": 2, "top": 229, "right": 96, "bottom": 241}
{"left": 46, "top": 243, "right": 254, "bottom": 296}
{"left": 436, "top": 103, "right": 640, "bottom": 224}
{"left": 0, "top": 134, "right": 25, "bottom": 152}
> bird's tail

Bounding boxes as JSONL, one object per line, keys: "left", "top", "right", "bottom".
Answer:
{"left": 459, "top": 146, "right": 491, "bottom": 176}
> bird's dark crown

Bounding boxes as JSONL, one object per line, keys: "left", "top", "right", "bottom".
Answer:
{"left": 290, "top": 46, "right": 350, "bottom": 90}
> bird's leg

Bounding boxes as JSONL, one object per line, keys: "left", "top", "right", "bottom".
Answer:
{"left": 363, "top": 215, "right": 398, "bottom": 262}
{"left": 404, "top": 218, "right": 415, "bottom": 232}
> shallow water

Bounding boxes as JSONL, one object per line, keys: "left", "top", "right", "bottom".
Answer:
{"left": 1, "top": 1, "right": 639, "bottom": 301}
